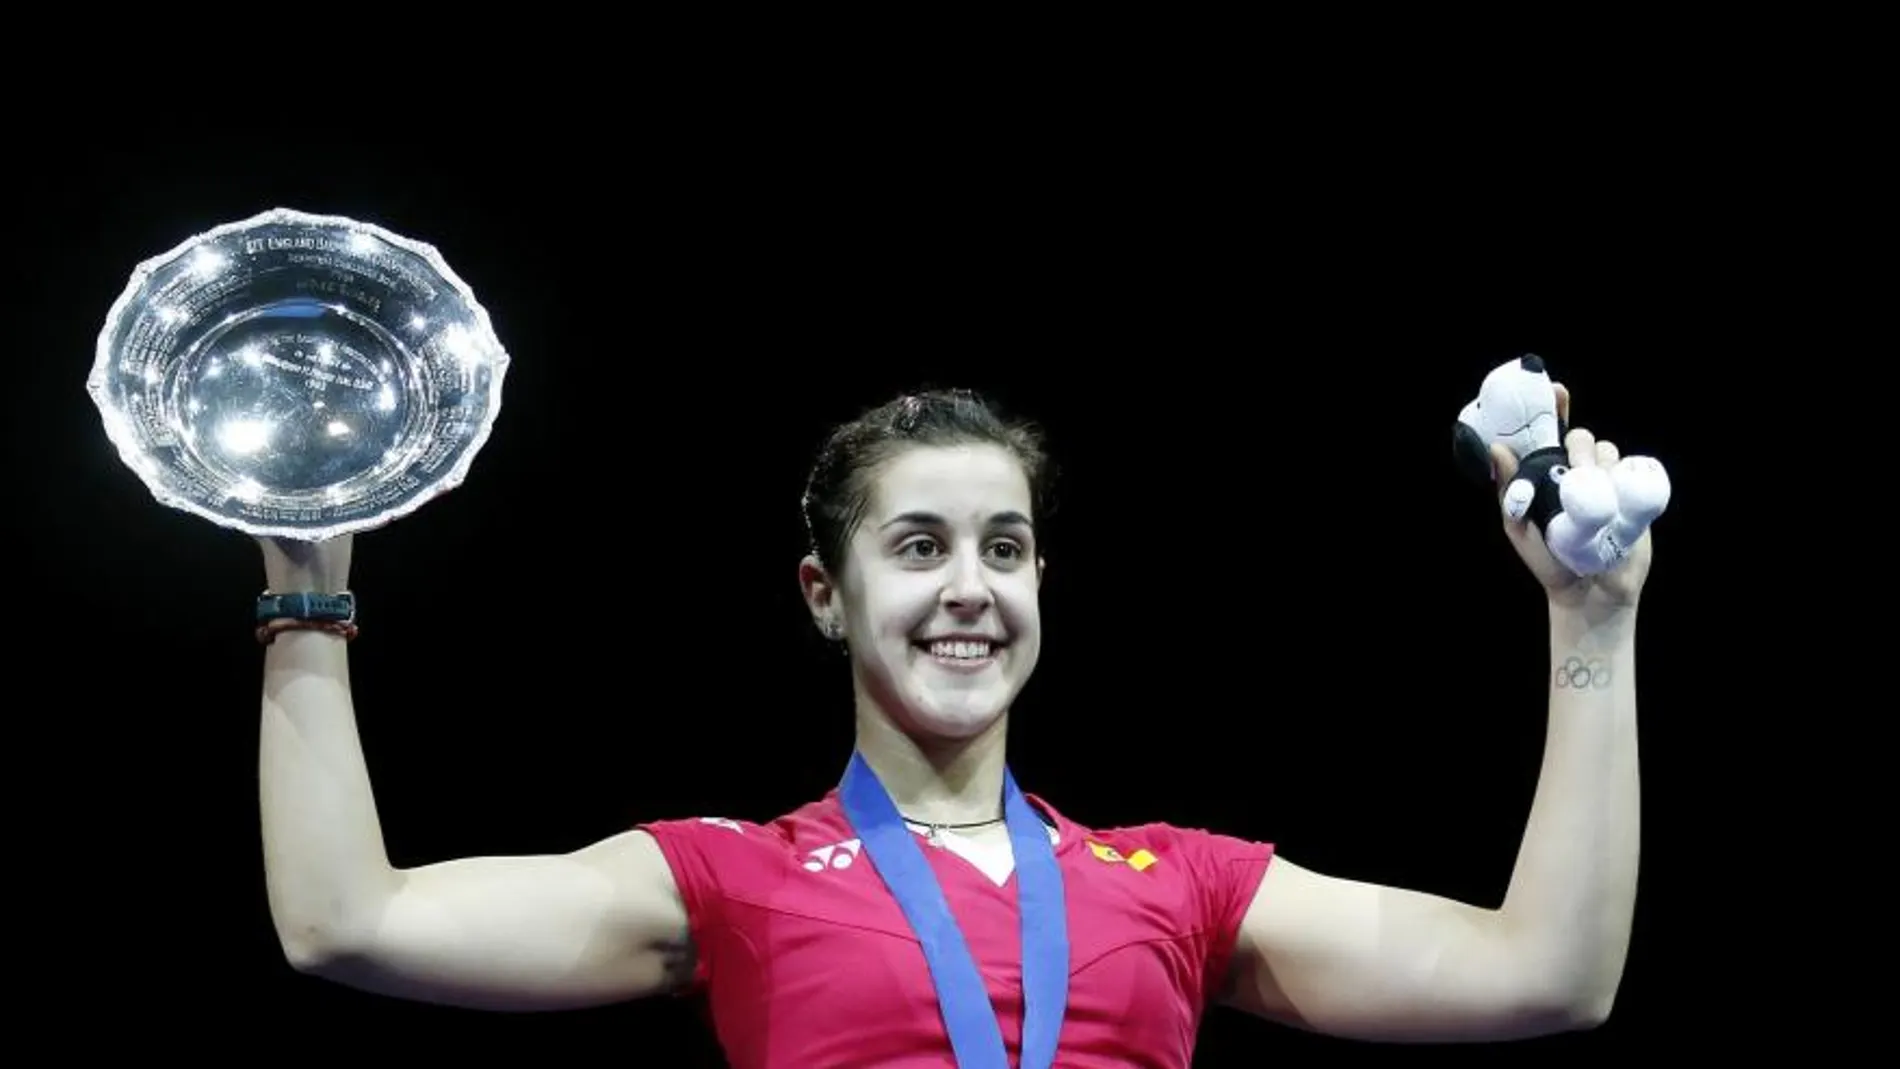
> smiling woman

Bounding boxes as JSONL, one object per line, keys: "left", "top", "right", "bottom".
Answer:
{"left": 797, "top": 395, "right": 1050, "bottom": 750}
{"left": 255, "top": 386, "right": 1646, "bottom": 1067}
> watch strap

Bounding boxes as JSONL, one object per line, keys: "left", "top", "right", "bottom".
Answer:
{"left": 257, "top": 591, "right": 356, "bottom": 625}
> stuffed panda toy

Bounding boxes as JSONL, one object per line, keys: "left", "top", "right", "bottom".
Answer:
{"left": 1453, "top": 354, "right": 1672, "bottom": 577}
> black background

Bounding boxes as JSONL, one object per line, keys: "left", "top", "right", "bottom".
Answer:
{"left": 11, "top": 106, "right": 1773, "bottom": 1062}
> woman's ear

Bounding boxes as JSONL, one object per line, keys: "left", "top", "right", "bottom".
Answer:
{"left": 799, "top": 553, "right": 842, "bottom": 636}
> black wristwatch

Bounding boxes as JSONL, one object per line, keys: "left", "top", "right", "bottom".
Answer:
{"left": 256, "top": 591, "right": 357, "bottom": 626}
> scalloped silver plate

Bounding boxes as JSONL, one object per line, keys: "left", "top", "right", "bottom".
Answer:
{"left": 87, "top": 207, "right": 510, "bottom": 542}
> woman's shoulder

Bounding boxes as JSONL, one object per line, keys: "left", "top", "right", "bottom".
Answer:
{"left": 1041, "top": 798, "right": 1276, "bottom": 872}
{"left": 639, "top": 790, "right": 855, "bottom": 858}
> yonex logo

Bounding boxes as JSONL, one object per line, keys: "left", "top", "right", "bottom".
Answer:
{"left": 803, "top": 838, "right": 864, "bottom": 872}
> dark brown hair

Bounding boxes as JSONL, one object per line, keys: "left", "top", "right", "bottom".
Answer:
{"left": 801, "top": 388, "right": 1056, "bottom": 576}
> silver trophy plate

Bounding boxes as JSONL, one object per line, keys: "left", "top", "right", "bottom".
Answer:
{"left": 87, "top": 207, "right": 510, "bottom": 541}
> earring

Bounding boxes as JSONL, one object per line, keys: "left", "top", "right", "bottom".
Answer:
{"left": 824, "top": 619, "right": 844, "bottom": 641}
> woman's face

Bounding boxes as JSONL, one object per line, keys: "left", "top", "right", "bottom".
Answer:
{"left": 818, "top": 442, "right": 1044, "bottom": 743}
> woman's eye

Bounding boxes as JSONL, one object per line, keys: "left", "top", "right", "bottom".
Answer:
{"left": 897, "top": 537, "right": 1026, "bottom": 563}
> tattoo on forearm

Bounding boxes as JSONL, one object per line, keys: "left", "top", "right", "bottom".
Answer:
{"left": 1555, "top": 656, "right": 1613, "bottom": 690}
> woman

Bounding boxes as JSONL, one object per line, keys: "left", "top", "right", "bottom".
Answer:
{"left": 256, "top": 388, "right": 1645, "bottom": 1067}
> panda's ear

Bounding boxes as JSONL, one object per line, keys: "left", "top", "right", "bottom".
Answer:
{"left": 1452, "top": 422, "right": 1495, "bottom": 485}
{"left": 1520, "top": 352, "right": 1546, "bottom": 374}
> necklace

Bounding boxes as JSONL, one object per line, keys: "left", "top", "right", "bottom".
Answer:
{"left": 901, "top": 813, "right": 1004, "bottom": 847}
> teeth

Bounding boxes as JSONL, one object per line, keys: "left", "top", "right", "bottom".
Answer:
{"left": 929, "top": 640, "right": 992, "bottom": 660}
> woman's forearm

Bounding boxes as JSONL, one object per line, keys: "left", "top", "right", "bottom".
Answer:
{"left": 1495, "top": 602, "right": 1641, "bottom": 1021}
{"left": 258, "top": 630, "right": 401, "bottom": 966}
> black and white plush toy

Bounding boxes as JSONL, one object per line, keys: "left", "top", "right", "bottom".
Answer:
{"left": 1453, "top": 354, "right": 1671, "bottom": 577}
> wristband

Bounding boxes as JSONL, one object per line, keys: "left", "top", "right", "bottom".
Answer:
{"left": 256, "top": 618, "right": 360, "bottom": 645}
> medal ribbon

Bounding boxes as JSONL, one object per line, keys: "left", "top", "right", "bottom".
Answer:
{"left": 840, "top": 751, "right": 1070, "bottom": 1068}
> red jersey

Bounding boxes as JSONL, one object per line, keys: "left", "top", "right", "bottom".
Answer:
{"left": 641, "top": 790, "right": 1274, "bottom": 1068}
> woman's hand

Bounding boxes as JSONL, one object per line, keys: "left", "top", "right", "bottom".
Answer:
{"left": 1490, "top": 386, "right": 1652, "bottom": 619}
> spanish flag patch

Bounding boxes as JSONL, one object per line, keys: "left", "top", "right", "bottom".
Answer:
{"left": 1088, "top": 841, "right": 1158, "bottom": 872}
